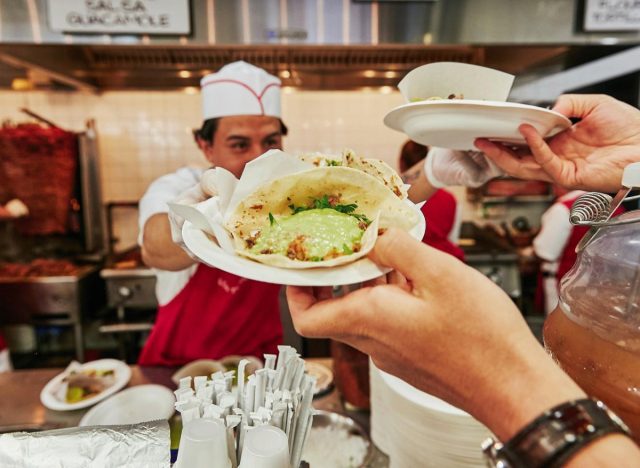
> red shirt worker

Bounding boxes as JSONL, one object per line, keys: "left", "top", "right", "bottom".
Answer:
{"left": 399, "top": 141, "right": 464, "bottom": 261}
{"left": 138, "top": 62, "right": 286, "bottom": 366}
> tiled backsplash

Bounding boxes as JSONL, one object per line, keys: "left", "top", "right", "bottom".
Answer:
{"left": 0, "top": 89, "right": 410, "bottom": 249}
{"left": 0, "top": 89, "right": 408, "bottom": 201}
{"left": 0, "top": 88, "right": 545, "bottom": 251}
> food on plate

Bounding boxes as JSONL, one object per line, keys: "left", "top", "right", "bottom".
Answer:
{"left": 63, "top": 368, "right": 116, "bottom": 403}
{"left": 247, "top": 196, "right": 371, "bottom": 262}
{"left": 300, "top": 149, "right": 407, "bottom": 199}
{"left": 225, "top": 151, "right": 418, "bottom": 268}
{"left": 411, "top": 93, "right": 465, "bottom": 102}
{"left": 0, "top": 259, "right": 79, "bottom": 278}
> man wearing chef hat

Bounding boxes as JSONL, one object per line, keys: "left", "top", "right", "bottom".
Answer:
{"left": 137, "top": 61, "right": 287, "bottom": 366}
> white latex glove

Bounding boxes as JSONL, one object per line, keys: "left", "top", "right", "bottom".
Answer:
{"left": 168, "top": 168, "right": 218, "bottom": 247}
{"left": 424, "top": 147, "right": 504, "bottom": 188}
{"left": 0, "top": 199, "right": 29, "bottom": 218}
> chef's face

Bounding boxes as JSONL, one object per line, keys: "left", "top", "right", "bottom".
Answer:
{"left": 200, "top": 115, "right": 283, "bottom": 178}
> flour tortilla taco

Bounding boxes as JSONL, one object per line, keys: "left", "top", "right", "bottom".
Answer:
{"left": 225, "top": 164, "right": 418, "bottom": 268}
{"left": 299, "top": 149, "right": 408, "bottom": 199}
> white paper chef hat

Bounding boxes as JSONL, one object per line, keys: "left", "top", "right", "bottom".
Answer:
{"left": 200, "top": 61, "right": 282, "bottom": 120}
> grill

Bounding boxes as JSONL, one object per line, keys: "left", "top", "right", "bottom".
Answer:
{"left": 0, "top": 265, "right": 102, "bottom": 362}
{"left": 0, "top": 123, "right": 106, "bottom": 362}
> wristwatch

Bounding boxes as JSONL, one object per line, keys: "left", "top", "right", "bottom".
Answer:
{"left": 482, "top": 399, "right": 630, "bottom": 468}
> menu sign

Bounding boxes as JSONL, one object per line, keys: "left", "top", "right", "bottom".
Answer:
{"left": 47, "top": 0, "right": 191, "bottom": 35}
{"left": 584, "top": 0, "right": 640, "bottom": 31}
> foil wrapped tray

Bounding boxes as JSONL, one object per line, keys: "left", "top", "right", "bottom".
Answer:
{"left": 0, "top": 420, "right": 170, "bottom": 467}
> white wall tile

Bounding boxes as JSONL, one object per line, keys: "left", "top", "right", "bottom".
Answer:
{"left": 0, "top": 88, "right": 504, "bottom": 243}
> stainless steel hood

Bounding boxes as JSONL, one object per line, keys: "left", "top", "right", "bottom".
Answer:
{"left": 2, "top": 0, "right": 640, "bottom": 46}
{"left": 0, "top": 0, "right": 636, "bottom": 92}
{"left": 0, "top": 43, "right": 574, "bottom": 91}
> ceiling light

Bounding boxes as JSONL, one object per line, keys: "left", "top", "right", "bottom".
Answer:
{"left": 179, "top": 70, "right": 192, "bottom": 78}
{"left": 600, "top": 37, "right": 619, "bottom": 45}
{"left": 280, "top": 70, "right": 291, "bottom": 79}
{"left": 385, "top": 71, "right": 398, "bottom": 79}
{"left": 11, "top": 78, "right": 33, "bottom": 91}
{"left": 183, "top": 86, "right": 198, "bottom": 95}
{"left": 363, "top": 70, "right": 376, "bottom": 78}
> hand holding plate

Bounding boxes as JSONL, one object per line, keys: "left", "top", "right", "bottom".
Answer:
{"left": 475, "top": 94, "right": 640, "bottom": 192}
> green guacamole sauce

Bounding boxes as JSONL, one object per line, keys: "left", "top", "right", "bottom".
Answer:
{"left": 249, "top": 208, "right": 365, "bottom": 260}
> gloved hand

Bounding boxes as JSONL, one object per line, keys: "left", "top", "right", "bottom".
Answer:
{"left": 0, "top": 199, "right": 29, "bottom": 219}
{"left": 168, "top": 169, "right": 218, "bottom": 247}
{"left": 424, "top": 147, "right": 504, "bottom": 188}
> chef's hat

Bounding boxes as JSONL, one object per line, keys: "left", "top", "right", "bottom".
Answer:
{"left": 200, "top": 61, "right": 281, "bottom": 120}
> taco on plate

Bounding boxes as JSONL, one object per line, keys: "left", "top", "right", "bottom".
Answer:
{"left": 225, "top": 155, "right": 418, "bottom": 268}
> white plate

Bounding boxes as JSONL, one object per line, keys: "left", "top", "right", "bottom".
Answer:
{"left": 304, "top": 361, "right": 334, "bottom": 396}
{"left": 384, "top": 99, "right": 571, "bottom": 151}
{"left": 40, "top": 359, "right": 131, "bottom": 411}
{"left": 379, "top": 369, "right": 468, "bottom": 416}
{"left": 79, "top": 384, "right": 175, "bottom": 427}
{"left": 183, "top": 201, "right": 426, "bottom": 286}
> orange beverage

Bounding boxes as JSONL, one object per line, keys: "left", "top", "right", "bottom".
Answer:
{"left": 544, "top": 305, "right": 640, "bottom": 442}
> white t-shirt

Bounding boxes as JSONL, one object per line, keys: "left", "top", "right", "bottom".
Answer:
{"left": 533, "top": 191, "right": 586, "bottom": 266}
{"left": 0, "top": 349, "right": 12, "bottom": 373}
{"left": 138, "top": 167, "right": 205, "bottom": 306}
{"left": 533, "top": 190, "right": 585, "bottom": 315}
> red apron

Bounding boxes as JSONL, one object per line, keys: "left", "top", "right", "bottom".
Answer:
{"left": 138, "top": 264, "right": 282, "bottom": 366}
{"left": 535, "top": 197, "right": 624, "bottom": 313}
{"left": 557, "top": 198, "right": 625, "bottom": 281}
{"left": 421, "top": 189, "right": 465, "bottom": 261}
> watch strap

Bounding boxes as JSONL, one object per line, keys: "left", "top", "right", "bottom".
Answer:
{"left": 482, "top": 398, "right": 630, "bottom": 468}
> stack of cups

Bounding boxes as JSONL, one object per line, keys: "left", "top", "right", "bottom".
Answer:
{"left": 239, "top": 425, "right": 290, "bottom": 468}
{"left": 175, "top": 419, "right": 231, "bottom": 468}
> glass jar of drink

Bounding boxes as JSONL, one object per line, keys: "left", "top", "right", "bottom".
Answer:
{"left": 544, "top": 208, "right": 640, "bottom": 441}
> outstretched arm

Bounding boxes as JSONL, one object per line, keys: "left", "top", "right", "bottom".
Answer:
{"left": 287, "top": 229, "right": 640, "bottom": 465}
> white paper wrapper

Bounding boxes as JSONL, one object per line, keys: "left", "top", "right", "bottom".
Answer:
{"left": 192, "top": 150, "right": 314, "bottom": 254}
{"left": 180, "top": 150, "right": 426, "bottom": 286}
{"left": 0, "top": 420, "right": 170, "bottom": 468}
{"left": 397, "top": 62, "right": 514, "bottom": 103}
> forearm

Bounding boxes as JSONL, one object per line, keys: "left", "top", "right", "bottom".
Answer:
{"left": 141, "top": 213, "right": 196, "bottom": 271}
{"left": 402, "top": 161, "right": 438, "bottom": 203}
{"left": 565, "top": 434, "right": 640, "bottom": 467}
{"left": 473, "top": 343, "right": 640, "bottom": 466}
{"left": 473, "top": 342, "right": 586, "bottom": 441}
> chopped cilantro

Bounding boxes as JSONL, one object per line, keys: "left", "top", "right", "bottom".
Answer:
{"left": 342, "top": 244, "right": 353, "bottom": 255}
{"left": 326, "top": 160, "right": 342, "bottom": 166}
{"left": 312, "top": 195, "right": 332, "bottom": 209}
{"left": 288, "top": 204, "right": 307, "bottom": 215}
{"left": 288, "top": 196, "right": 371, "bottom": 226}
{"left": 334, "top": 203, "right": 357, "bottom": 214}
{"left": 268, "top": 212, "right": 276, "bottom": 226}
{"left": 309, "top": 256, "right": 323, "bottom": 262}
{"left": 350, "top": 213, "right": 372, "bottom": 224}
